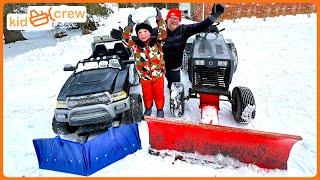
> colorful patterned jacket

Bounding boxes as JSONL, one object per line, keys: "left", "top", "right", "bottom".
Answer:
{"left": 122, "top": 17, "right": 167, "bottom": 81}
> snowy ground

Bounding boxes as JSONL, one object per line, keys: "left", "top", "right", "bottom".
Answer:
{"left": 3, "top": 7, "right": 317, "bottom": 177}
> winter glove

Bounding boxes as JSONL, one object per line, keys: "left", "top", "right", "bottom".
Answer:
{"left": 209, "top": 4, "right": 225, "bottom": 22}
{"left": 110, "top": 26, "right": 123, "bottom": 40}
{"left": 128, "top": 14, "right": 135, "bottom": 27}
{"left": 156, "top": 8, "right": 162, "bottom": 19}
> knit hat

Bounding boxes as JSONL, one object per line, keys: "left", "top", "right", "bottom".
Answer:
{"left": 166, "top": 9, "right": 182, "bottom": 21}
{"left": 135, "top": 19, "right": 152, "bottom": 34}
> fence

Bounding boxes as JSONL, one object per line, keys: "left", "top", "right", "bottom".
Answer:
{"left": 193, "top": 3, "right": 316, "bottom": 21}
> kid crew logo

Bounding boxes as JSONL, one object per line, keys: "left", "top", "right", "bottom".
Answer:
{"left": 7, "top": 6, "right": 87, "bottom": 30}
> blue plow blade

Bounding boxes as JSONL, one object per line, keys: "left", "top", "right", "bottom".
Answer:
{"left": 33, "top": 123, "right": 141, "bottom": 176}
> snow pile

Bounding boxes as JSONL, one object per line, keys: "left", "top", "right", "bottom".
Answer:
{"left": 132, "top": 7, "right": 157, "bottom": 24}
{"left": 201, "top": 106, "right": 219, "bottom": 125}
{"left": 148, "top": 149, "right": 246, "bottom": 169}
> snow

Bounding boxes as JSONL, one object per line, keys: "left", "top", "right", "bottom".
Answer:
{"left": 3, "top": 6, "right": 317, "bottom": 177}
{"left": 132, "top": 7, "right": 157, "bottom": 24}
{"left": 200, "top": 106, "right": 219, "bottom": 125}
{"left": 241, "top": 105, "right": 256, "bottom": 123}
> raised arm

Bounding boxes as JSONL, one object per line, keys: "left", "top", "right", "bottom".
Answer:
{"left": 184, "top": 4, "right": 225, "bottom": 37}
{"left": 122, "top": 14, "right": 136, "bottom": 48}
{"left": 155, "top": 8, "right": 167, "bottom": 41}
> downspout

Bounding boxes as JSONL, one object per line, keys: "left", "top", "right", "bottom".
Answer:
{"left": 202, "top": 3, "right": 205, "bottom": 20}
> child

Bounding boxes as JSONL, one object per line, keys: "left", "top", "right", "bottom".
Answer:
{"left": 122, "top": 8, "right": 167, "bottom": 118}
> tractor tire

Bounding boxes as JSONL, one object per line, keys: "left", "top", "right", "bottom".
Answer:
{"left": 127, "top": 94, "right": 143, "bottom": 123}
{"left": 226, "top": 40, "right": 238, "bottom": 73}
{"left": 52, "top": 117, "right": 78, "bottom": 135}
{"left": 188, "top": 57, "right": 193, "bottom": 82}
{"left": 170, "top": 82, "right": 185, "bottom": 117}
{"left": 231, "top": 86, "right": 256, "bottom": 124}
{"left": 181, "top": 50, "right": 189, "bottom": 72}
{"left": 230, "top": 46, "right": 238, "bottom": 73}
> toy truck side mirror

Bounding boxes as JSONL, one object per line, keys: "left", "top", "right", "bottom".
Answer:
{"left": 63, "top": 64, "right": 76, "bottom": 71}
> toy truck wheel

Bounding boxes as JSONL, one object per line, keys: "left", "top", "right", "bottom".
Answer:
{"left": 129, "top": 65, "right": 140, "bottom": 87}
{"left": 128, "top": 94, "right": 143, "bottom": 122}
{"left": 52, "top": 117, "right": 78, "bottom": 135}
{"left": 232, "top": 86, "right": 256, "bottom": 124}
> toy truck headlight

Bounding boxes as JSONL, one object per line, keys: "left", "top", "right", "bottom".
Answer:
{"left": 218, "top": 60, "right": 228, "bottom": 67}
{"left": 111, "top": 91, "right": 128, "bottom": 101}
{"left": 195, "top": 60, "right": 205, "bottom": 66}
{"left": 56, "top": 100, "right": 67, "bottom": 109}
{"left": 98, "top": 93, "right": 113, "bottom": 103}
{"left": 66, "top": 99, "right": 78, "bottom": 109}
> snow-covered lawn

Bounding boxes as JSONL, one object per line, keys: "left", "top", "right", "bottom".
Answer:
{"left": 3, "top": 7, "right": 317, "bottom": 177}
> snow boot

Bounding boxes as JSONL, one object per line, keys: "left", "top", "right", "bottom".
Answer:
{"left": 156, "top": 109, "right": 164, "bottom": 118}
{"left": 144, "top": 108, "right": 152, "bottom": 116}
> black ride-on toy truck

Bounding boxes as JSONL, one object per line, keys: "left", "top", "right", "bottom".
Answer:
{"left": 52, "top": 36, "right": 143, "bottom": 136}
{"left": 171, "top": 22, "right": 256, "bottom": 124}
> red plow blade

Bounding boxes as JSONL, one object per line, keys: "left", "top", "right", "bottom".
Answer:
{"left": 145, "top": 116, "right": 302, "bottom": 169}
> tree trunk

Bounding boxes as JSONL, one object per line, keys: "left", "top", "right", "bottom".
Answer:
{"left": 4, "top": 29, "right": 27, "bottom": 44}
